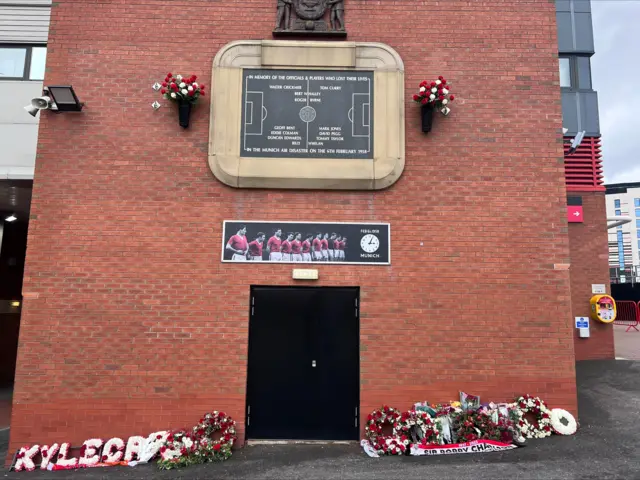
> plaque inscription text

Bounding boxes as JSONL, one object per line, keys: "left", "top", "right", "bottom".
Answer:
{"left": 240, "top": 69, "right": 374, "bottom": 159}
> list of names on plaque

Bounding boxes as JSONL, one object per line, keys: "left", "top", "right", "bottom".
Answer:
{"left": 240, "top": 69, "right": 374, "bottom": 160}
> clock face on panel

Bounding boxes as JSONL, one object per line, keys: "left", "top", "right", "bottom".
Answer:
{"left": 360, "top": 234, "right": 380, "bottom": 253}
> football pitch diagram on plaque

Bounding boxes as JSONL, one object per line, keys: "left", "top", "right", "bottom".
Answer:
{"left": 240, "top": 69, "right": 373, "bottom": 160}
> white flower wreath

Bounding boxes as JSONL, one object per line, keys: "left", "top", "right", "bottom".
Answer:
{"left": 550, "top": 408, "right": 577, "bottom": 435}
{"left": 513, "top": 395, "right": 553, "bottom": 439}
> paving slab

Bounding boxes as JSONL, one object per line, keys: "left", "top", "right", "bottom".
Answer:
{"left": 2, "top": 360, "right": 638, "bottom": 479}
{"left": 614, "top": 324, "right": 640, "bottom": 360}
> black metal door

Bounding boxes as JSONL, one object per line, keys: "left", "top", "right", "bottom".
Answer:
{"left": 246, "top": 286, "right": 359, "bottom": 440}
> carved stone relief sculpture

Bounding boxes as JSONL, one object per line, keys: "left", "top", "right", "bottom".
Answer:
{"left": 274, "top": 0, "right": 346, "bottom": 36}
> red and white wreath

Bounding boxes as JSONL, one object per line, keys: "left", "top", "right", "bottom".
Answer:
{"left": 393, "top": 410, "right": 443, "bottom": 445}
{"left": 371, "top": 435, "right": 408, "bottom": 455}
{"left": 365, "top": 406, "right": 405, "bottom": 455}
{"left": 513, "top": 395, "right": 552, "bottom": 438}
{"left": 365, "top": 406, "right": 401, "bottom": 442}
{"left": 192, "top": 411, "right": 237, "bottom": 449}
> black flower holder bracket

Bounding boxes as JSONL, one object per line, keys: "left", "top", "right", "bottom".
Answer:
{"left": 154, "top": 72, "right": 206, "bottom": 128}
{"left": 412, "top": 76, "right": 454, "bottom": 133}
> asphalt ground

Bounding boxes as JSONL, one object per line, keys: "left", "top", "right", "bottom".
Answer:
{"left": 2, "top": 360, "right": 638, "bottom": 479}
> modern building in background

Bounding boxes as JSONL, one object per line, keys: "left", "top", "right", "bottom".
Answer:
{"left": 0, "top": 0, "right": 613, "bottom": 457}
{"left": 0, "top": 0, "right": 49, "bottom": 179}
{"left": 0, "top": 0, "right": 50, "bottom": 392}
{"left": 555, "top": 0, "right": 611, "bottom": 361}
{"left": 606, "top": 182, "right": 640, "bottom": 284}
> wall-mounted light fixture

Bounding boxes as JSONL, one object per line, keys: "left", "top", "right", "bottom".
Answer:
{"left": 4, "top": 214, "right": 17, "bottom": 222}
{"left": 23, "top": 85, "right": 84, "bottom": 117}
{"left": 10, "top": 301, "right": 20, "bottom": 308}
{"left": 46, "top": 85, "right": 84, "bottom": 112}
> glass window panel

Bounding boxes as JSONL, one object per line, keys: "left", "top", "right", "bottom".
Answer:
{"left": 0, "top": 47, "right": 27, "bottom": 78}
{"left": 637, "top": 220, "right": 640, "bottom": 228}
{"left": 576, "top": 56, "right": 592, "bottom": 89}
{"left": 615, "top": 210, "right": 621, "bottom": 216}
{"left": 559, "top": 57, "right": 571, "bottom": 87}
{"left": 635, "top": 198, "right": 640, "bottom": 207}
{"left": 636, "top": 209, "right": 640, "bottom": 217}
{"left": 614, "top": 199, "right": 620, "bottom": 208}
{"left": 29, "top": 47, "right": 46, "bottom": 80}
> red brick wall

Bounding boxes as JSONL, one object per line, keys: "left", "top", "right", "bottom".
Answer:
{"left": 569, "top": 192, "right": 615, "bottom": 360}
{"left": 9, "top": 0, "right": 577, "bottom": 458}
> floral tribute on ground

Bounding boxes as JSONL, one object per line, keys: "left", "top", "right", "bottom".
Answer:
{"left": 361, "top": 392, "right": 577, "bottom": 457}
{"left": 10, "top": 410, "right": 236, "bottom": 472}
{"left": 550, "top": 408, "right": 578, "bottom": 436}
{"left": 513, "top": 395, "right": 553, "bottom": 438}
{"left": 157, "top": 411, "right": 237, "bottom": 470}
{"left": 364, "top": 406, "right": 405, "bottom": 455}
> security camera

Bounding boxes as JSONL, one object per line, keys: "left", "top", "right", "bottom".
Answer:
{"left": 567, "top": 131, "right": 586, "bottom": 155}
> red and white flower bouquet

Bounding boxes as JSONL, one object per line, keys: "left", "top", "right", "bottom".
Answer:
{"left": 412, "top": 76, "right": 454, "bottom": 116}
{"left": 158, "top": 72, "right": 205, "bottom": 128}
{"left": 160, "top": 72, "right": 205, "bottom": 104}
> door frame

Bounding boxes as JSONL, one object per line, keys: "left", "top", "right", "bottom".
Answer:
{"left": 245, "top": 285, "right": 361, "bottom": 441}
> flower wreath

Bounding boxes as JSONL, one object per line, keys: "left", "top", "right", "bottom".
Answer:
{"left": 157, "top": 412, "right": 237, "bottom": 470}
{"left": 371, "top": 435, "right": 408, "bottom": 456}
{"left": 364, "top": 406, "right": 404, "bottom": 455}
{"left": 550, "top": 408, "right": 577, "bottom": 435}
{"left": 514, "top": 395, "right": 552, "bottom": 438}
{"left": 192, "top": 410, "right": 237, "bottom": 449}
{"left": 365, "top": 406, "right": 401, "bottom": 443}
{"left": 393, "top": 410, "right": 442, "bottom": 445}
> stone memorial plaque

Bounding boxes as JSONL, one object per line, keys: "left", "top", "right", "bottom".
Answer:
{"left": 240, "top": 69, "right": 373, "bottom": 159}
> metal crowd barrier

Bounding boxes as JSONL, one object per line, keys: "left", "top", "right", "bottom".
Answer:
{"left": 614, "top": 301, "right": 640, "bottom": 332}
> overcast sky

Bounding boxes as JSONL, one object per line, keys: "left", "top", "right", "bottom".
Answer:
{"left": 591, "top": 1, "right": 640, "bottom": 184}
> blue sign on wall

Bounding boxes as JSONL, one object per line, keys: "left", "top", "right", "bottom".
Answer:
{"left": 575, "top": 317, "right": 589, "bottom": 329}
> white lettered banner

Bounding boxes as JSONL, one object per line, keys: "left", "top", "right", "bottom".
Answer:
{"left": 410, "top": 439, "right": 518, "bottom": 456}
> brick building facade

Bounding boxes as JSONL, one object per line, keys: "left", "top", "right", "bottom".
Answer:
{"left": 6, "top": 0, "right": 611, "bottom": 456}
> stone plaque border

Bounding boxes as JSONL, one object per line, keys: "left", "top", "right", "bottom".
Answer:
{"left": 209, "top": 40, "right": 405, "bottom": 190}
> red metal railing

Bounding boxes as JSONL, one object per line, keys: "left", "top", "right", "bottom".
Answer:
{"left": 614, "top": 301, "right": 640, "bottom": 332}
{"left": 564, "top": 136, "right": 605, "bottom": 192}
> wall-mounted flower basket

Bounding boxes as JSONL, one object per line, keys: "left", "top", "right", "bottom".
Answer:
{"left": 178, "top": 103, "right": 192, "bottom": 128}
{"left": 421, "top": 104, "right": 434, "bottom": 133}
{"left": 157, "top": 72, "right": 206, "bottom": 129}
{"left": 412, "top": 76, "right": 454, "bottom": 134}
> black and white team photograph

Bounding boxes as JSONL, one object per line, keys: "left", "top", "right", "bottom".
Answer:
{"left": 221, "top": 221, "right": 390, "bottom": 265}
